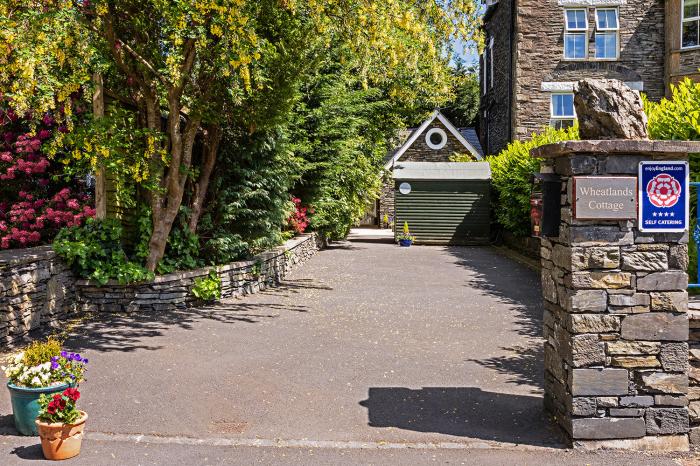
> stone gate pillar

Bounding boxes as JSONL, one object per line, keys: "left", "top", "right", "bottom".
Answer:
{"left": 533, "top": 139, "right": 700, "bottom": 450}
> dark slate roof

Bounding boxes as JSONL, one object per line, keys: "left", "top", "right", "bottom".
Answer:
{"left": 459, "top": 127, "right": 485, "bottom": 158}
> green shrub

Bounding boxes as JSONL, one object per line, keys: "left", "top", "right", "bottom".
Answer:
{"left": 53, "top": 218, "right": 154, "bottom": 285}
{"left": 22, "top": 337, "right": 62, "bottom": 367}
{"left": 645, "top": 79, "right": 700, "bottom": 142}
{"left": 192, "top": 270, "right": 222, "bottom": 302}
{"left": 486, "top": 125, "right": 579, "bottom": 237}
{"left": 645, "top": 79, "right": 700, "bottom": 288}
{"left": 158, "top": 224, "right": 204, "bottom": 274}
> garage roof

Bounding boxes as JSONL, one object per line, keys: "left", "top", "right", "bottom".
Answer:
{"left": 392, "top": 162, "right": 491, "bottom": 180}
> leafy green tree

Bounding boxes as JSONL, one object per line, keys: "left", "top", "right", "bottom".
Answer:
{"left": 290, "top": 61, "right": 405, "bottom": 240}
{"left": 200, "top": 127, "right": 303, "bottom": 264}
{"left": 3, "top": 0, "right": 482, "bottom": 271}
{"left": 441, "top": 63, "right": 480, "bottom": 128}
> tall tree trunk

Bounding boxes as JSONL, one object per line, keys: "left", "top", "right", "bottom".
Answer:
{"left": 145, "top": 94, "right": 201, "bottom": 272}
{"left": 188, "top": 124, "right": 221, "bottom": 233}
{"left": 92, "top": 73, "right": 106, "bottom": 219}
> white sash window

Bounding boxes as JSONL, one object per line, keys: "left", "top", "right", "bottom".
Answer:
{"left": 564, "top": 9, "right": 588, "bottom": 59}
{"left": 683, "top": 0, "right": 700, "bottom": 48}
{"left": 595, "top": 8, "right": 619, "bottom": 59}
{"left": 550, "top": 93, "right": 576, "bottom": 130}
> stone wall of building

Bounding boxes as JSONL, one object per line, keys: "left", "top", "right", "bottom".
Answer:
{"left": 0, "top": 234, "right": 322, "bottom": 347}
{"left": 400, "top": 120, "right": 470, "bottom": 163}
{"left": 480, "top": 0, "right": 514, "bottom": 156}
{"left": 0, "top": 246, "right": 79, "bottom": 347}
{"left": 378, "top": 176, "right": 395, "bottom": 228}
{"left": 514, "top": 0, "right": 665, "bottom": 141}
{"left": 535, "top": 140, "right": 694, "bottom": 450}
{"left": 77, "top": 233, "right": 322, "bottom": 313}
{"left": 677, "top": 50, "right": 700, "bottom": 84}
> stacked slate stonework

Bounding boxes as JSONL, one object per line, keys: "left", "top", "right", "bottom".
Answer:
{"left": 689, "top": 301, "right": 700, "bottom": 445}
{"left": 534, "top": 79, "right": 700, "bottom": 450}
{"left": 0, "top": 246, "right": 79, "bottom": 346}
{"left": 537, "top": 142, "right": 694, "bottom": 449}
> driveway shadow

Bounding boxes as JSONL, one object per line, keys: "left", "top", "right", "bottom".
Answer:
{"left": 445, "top": 247, "right": 544, "bottom": 389}
{"left": 0, "top": 414, "right": 18, "bottom": 436}
{"left": 359, "top": 387, "right": 563, "bottom": 447}
{"left": 10, "top": 444, "right": 43, "bottom": 460}
{"left": 62, "top": 278, "right": 324, "bottom": 354}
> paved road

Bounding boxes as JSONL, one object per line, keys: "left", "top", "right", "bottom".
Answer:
{"left": 1, "top": 238, "right": 697, "bottom": 464}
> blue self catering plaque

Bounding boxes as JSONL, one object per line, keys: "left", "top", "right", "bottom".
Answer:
{"left": 638, "top": 161, "right": 689, "bottom": 233}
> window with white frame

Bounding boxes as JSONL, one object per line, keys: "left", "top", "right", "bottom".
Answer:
{"left": 564, "top": 9, "right": 588, "bottom": 59}
{"left": 595, "top": 8, "right": 619, "bottom": 59}
{"left": 683, "top": 0, "right": 700, "bottom": 48}
{"left": 550, "top": 93, "right": 576, "bottom": 129}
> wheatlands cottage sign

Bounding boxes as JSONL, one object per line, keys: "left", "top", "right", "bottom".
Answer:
{"left": 573, "top": 177, "right": 637, "bottom": 220}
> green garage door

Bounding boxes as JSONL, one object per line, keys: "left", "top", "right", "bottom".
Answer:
{"left": 394, "top": 179, "right": 490, "bottom": 245}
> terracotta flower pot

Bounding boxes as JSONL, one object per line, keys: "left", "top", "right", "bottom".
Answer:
{"left": 35, "top": 411, "right": 88, "bottom": 461}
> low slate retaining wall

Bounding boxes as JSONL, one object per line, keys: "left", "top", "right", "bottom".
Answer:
{"left": 76, "top": 233, "right": 322, "bottom": 313}
{"left": 0, "top": 233, "right": 322, "bottom": 347}
{"left": 0, "top": 246, "right": 79, "bottom": 347}
{"left": 689, "top": 302, "right": 700, "bottom": 447}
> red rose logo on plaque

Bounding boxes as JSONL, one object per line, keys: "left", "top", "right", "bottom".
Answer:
{"left": 646, "top": 173, "right": 682, "bottom": 208}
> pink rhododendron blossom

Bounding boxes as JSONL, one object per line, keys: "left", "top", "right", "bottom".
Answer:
{"left": 0, "top": 106, "right": 94, "bottom": 249}
{"left": 286, "top": 197, "right": 310, "bottom": 234}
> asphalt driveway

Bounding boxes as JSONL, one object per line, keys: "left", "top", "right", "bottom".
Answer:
{"left": 1, "top": 235, "right": 694, "bottom": 464}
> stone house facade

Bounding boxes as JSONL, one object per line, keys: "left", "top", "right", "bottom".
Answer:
{"left": 666, "top": 0, "right": 700, "bottom": 90}
{"left": 480, "top": 0, "right": 666, "bottom": 156}
{"left": 373, "top": 111, "right": 484, "bottom": 227}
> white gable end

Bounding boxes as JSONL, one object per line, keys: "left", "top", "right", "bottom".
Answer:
{"left": 384, "top": 110, "right": 483, "bottom": 169}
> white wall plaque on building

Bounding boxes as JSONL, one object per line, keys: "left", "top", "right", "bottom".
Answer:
{"left": 573, "top": 176, "right": 637, "bottom": 220}
{"left": 399, "top": 182, "right": 412, "bottom": 195}
{"left": 541, "top": 81, "right": 643, "bottom": 92}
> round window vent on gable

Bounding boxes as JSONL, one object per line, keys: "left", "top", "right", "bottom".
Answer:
{"left": 425, "top": 127, "right": 447, "bottom": 150}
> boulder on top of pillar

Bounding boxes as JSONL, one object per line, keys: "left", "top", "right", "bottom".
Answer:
{"left": 574, "top": 79, "right": 649, "bottom": 141}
